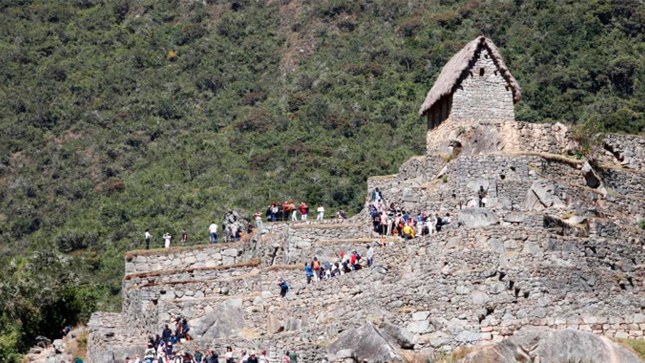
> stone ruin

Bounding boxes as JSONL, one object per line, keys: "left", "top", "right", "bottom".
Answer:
{"left": 87, "top": 37, "right": 645, "bottom": 362}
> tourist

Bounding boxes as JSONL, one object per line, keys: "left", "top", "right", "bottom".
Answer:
{"left": 180, "top": 319, "right": 189, "bottom": 339}
{"left": 145, "top": 229, "right": 152, "bottom": 250}
{"left": 254, "top": 210, "right": 263, "bottom": 229}
{"left": 443, "top": 213, "right": 451, "bottom": 225}
{"left": 164, "top": 342, "right": 173, "bottom": 358}
{"left": 288, "top": 351, "right": 298, "bottom": 363}
{"left": 282, "top": 200, "right": 290, "bottom": 220}
{"left": 403, "top": 224, "right": 415, "bottom": 240}
{"left": 133, "top": 355, "right": 141, "bottom": 363}
{"left": 276, "top": 202, "right": 285, "bottom": 221}
{"left": 162, "top": 325, "right": 172, "bottom": 343}
{"left": 371, "top": 187, "right": 382, "bottom": 202}
{"left": 169, "top": 332, "right": 178, "bottom": 345}
{"left": 193, "top": 350, "right": 202, "bottom": 363}
{"left": 277, "top": 277, "right": 289, "bottom": 298}
{"left": 299, "top": 202, "right": 309, "bottom": 221}
{"left": 331, "top": 262, "right": 340, "bottom": 277}
{"left": 240, "top": 350, "right": 249, "bottom": 363}
{"left": 268, "top": 202, "right": 276, "bottom": 221}
{"left": 163, "top": 232, "right": 171, "bottom": 249}
{"left": 366, "top": 245, "right": 374, "bottom": 268}
{"left": 144, "top": 343, "right": 156, "bottom": 363}
{"left": 316, "top": 204, "right": 325, "bottom": 221}
{"left": 372, "top": 212, "right": 381, "bottom": 234}
{"left": 156, "top": 338, "right": 165, "bottom": 356}
{"left": 247, "top": 352, "right": 259, "bottom": 363}
{"left": 208, "top": 221, "right": 218, "bottom": 244}
{"left": 379, "top": 212, "right": 387, "bottom": 236}
{"left": 305, "top": 262, "right": 313, "bottom": 284}
{"left": 337, "top": 209, "right": 347, "bottom": 221}
{"left": 205, "top": 351, "right": 218, "bottom": 363}
{"left": 478, "top": 185, "right": 488, "bottom": 208}
{"left": 224, "top": 347, "right": 234, "bottom": 363}
{"left": 181, "top": 229, "right": 188, "bottom": 247}
{"left": 258, "top": 351, "right": 268, "bottom": 363}
{"left": 350, "top": 251, "right": 361, "bottom": 271}
{"left": 324, "top": 261, "right": 332, "bottom": 279}
{"left": 283, "top": 352, "right": 291, "bottom": 363}
{"left": 312, "top": 257, "right": 321, "bottom": 280}
{"left": 290, "top": 200, "right": 299, "bottom": 221}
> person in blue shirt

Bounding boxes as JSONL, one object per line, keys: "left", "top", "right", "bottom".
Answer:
{"left": 305, "top": 263, "right": 313, "bottom": 284}
{"left": 277, "top": 277, "right": 289, "bottom": 297}
{"left": 169, "top": 332, "right": 178, "bottom": 345}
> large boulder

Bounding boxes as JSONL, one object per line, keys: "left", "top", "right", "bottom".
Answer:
{"left": 190, "top": 299, "right": 245, "bottom": 339}
{"left": 380, "top": 322, "right": 415, "bottom": 349}
{"left": 465, "top": 328, "right": 643, "bottom": 363}
{"left": 328, "top": 322, "right": 403, "bottom": 362}
{"left": 524, "top": 180, "right": 566, "bottom": 211}
{"left": 458, "top": 209, "right": 500, "bottom": 229}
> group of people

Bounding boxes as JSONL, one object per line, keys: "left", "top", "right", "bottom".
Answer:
{"left": 304, "top": 246, "right": 375, "bottom": 284}
{"left": 368, "top": 188, "right": 454, "bottom": 239}
{"left": 143, "top": 229, "right": 189, "bottom": 250}
{"left": 260, "top": 201, "right": 347, "bottom": 225}
{"left": 135, "top": 324, "right": 300, "bottom": 363}
{"left": 143, "top": 221, "right": 255, "bottom": 250}
{"left": 133, "top": 319, "right": 301, "bottom": 363}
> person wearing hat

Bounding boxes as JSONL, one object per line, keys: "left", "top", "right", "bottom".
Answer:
{"left": 240, "top": 350, "right": 249, "bottom": 363}
{"left": 133, "top": 355, "right": 141, "bottom": 363}
{"left": 258, "top": 351, "right": 268, "bottom": 363}
{"left": 247, "top": 352, "right": 259, "bottom": 363}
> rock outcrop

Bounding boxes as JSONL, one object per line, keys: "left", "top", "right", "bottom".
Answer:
{"left": 327, "top": 323, "right": 404, "bottom": 362}
{"left": 465, "top": 328, "right": 643, "bottom": 363}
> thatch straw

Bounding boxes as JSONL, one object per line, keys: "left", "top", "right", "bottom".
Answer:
{"left": 419, "top": 36, "right": 521, "bottom": 116}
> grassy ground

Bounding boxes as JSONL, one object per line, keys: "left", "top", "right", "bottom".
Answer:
{"left": 616, "top": 338, "right": 645, "bottom": 360}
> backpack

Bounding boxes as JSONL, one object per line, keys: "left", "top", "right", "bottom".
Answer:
{"left": 313, "top": 260, "right": 320, "bottom": 269}
{"left": 355, "top": 252, "right": 361, "bottom": 261}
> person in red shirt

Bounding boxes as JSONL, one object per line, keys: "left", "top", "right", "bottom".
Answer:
{"left": 299, "top": 202, "right": 309, "bottom": 221}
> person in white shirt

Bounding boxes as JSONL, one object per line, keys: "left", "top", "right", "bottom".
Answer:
{"left": 254, "top": 210, "right": 263, "bottom": 228}
{"left": 316, "top": 205, "right": 325, "bottom": 221}
{"left": 208, "top": 222, "right": 218, "bottom": 244}
{"left": 366, "top": 245, "right": 375, "bottom": 268}
{"left": 224, "top": 347, "right": 234, "bottom": 363}
{"left": 163, "top": 233, "right": 171, "bottom": 248}
{"left": 144, "top": 229, "right": 152, "bottom": 250}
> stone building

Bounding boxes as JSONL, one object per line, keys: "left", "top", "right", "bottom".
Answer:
{"left": 85, "top": 37, "right": 645, "bottom": 363}
{"left": 419, "top": 36, "right": 522, "bottom": 129}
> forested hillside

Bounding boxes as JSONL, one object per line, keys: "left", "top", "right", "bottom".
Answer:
{"left": 0, "top": 0, "right": 643, "bottom": 359}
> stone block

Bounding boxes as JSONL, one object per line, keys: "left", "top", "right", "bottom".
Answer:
{"left": 412, "top": 311, "right": 430, "bottom": 321}
{"left": 407, "top": 321, "right": 430, "bottom": 334}
{"left": 222, "top": 248, "right": 239, "bottom": 257}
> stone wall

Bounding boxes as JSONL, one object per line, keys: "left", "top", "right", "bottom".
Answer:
{"left": 426, "top": 119, "right": 575, "bottom": 157}
{"left": 600, "top": 166, "right": 645, "bottom": 197}
{"left": 87, "top": 313, "right": 146, "bottom": 363}
{"left": 451, "top": 47, "right": 515, "bottom": 124}
{"left": 125, "top": 242, "right": 251, "bottom": 275}
{"left": 605, "top": 133, "right": 645, "bottom": 171}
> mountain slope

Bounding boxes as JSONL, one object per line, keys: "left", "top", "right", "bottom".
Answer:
{"left": 0, "top": 0, "right": 643, "bottom": 358}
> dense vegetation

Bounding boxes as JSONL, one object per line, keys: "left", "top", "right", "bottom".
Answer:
{"left": 0, "top": 0, "right": 643, "bottom": 359}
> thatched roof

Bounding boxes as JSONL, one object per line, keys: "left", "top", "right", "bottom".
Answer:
{"left": 418, "top": 36, "right": 522, "bottom": 116}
